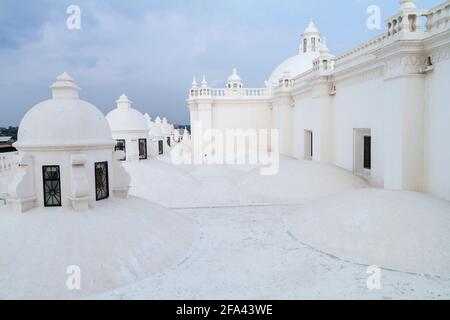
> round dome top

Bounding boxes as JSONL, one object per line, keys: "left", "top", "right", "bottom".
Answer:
{"left": 106, "top": 94, "right": 149, "bottom": 133}
{"left": 16, "top": 73, "right": 114, "bottom": 149}
{"left": 269, "top": 51, "right": 320, "bottom": 84}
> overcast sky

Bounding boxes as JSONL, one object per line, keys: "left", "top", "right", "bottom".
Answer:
{"left": 0, "top": 0, "right": 442, "bottom": 126}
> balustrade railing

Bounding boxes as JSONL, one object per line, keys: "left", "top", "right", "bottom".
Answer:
{"left": 0, "top": 152, "right": 19, "bottom": 173}
{"left": 190, "top": 87, "right": 271, "bottom": 98}
{"left": 335, "top": 1, "right": 450, "bottom": 66}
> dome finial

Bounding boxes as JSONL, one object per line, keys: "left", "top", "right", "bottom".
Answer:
{"left": 116, "top": 93, "right": 132, "bottom": 109}
{"left": 192, "top": 76, "right": 198, "bottom": 87}
{"left": 227, "top": 68, "right": 243, "bottom": 88}
{"left": 50, "top": 72, "right": 80, "bottom": 100}
{"left": 303, "top": 19, "right": 320, "bottom": 34}
{"left": 201, "top": 74, "right": 208, "bottom": 87}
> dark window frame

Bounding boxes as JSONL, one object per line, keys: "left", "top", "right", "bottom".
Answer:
{"left": 95, "top": 161, "right": 109, "bottom": 201}
{"left": 115, "top": 139, "right": 126, "bottom": 161}
{"left": 43, "top": 165, "right": 62, "bottom": 207}
{"left": 363, "top": 136, "right": 372, "bottom": 170}
{"left": 139, "top": 138, "right": 147, "bottom": 160}
{"left": 158, "top": 140, "right": 164, "bottom": 155}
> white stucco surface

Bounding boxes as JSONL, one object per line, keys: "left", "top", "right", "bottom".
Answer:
{"left": 285, "top": 188, "right": 450, "bottom": 277}
{"left": 0, "top": 196, "right": 198, "bottom": 299}
{"left": 92, "top": 158, "right": 450, "bottom": 300}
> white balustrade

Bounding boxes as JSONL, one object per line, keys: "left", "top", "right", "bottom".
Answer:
{"left": 335, "top": 1, "right": 450, "bottom": 67}
{"left": 190, "top": 87, "right": 271, "bottom": 99}
{"left": 0, "top": 152, "right": 19, "bottom": 173}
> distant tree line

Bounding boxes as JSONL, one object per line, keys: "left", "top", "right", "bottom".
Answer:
{"left": 0, "top": 126, "right": 18, "bottom": 140}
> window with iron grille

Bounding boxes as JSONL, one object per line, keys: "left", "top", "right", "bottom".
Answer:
{"left": 95, "top": 162, "right": 109, "bottom": 201}
{"left": 43, "top": 166, "right": 62, "bottom": 207}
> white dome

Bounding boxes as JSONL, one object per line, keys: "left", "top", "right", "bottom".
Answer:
{"left": 269, "top": 51, "right": 320, "bottom": 84}
{"left": 16, "top": 73, "right": 114, "bottom": 149}
{"left": 106, "top": 94, "right": 148, "bottom": 133}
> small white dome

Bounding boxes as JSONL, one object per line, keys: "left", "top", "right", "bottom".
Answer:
{"left": 106, "top": 94, "right": 149, "bottom": 133}
{"left": 269, "top": 51, "right": 320, "bottom": 84}
{"left": 16, "top": 73, "right": 114, "bottom": 149}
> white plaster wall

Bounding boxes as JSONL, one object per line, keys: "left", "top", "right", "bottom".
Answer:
{"left": 111, "top": 131, "right": 149, "bottom": 161}
{"left": 272, "top": 98, "right": 293, "bottom": 156}
{"left": 23, "top": 149, "right": 114, "bottom": 208}
{"left": 424, "top": 57, "right": 450, "bottom": 201}
{"left": 334, "top": 72, "right": 384, "bottom": 186}
{"left": 383, "top": 75, "right": 426, "bottom": 192}
{"left": 292, "top": 92, "right": 321, "bottom": 160}
{"left": 211, "top": 100, "right": 272, "bottom": 153}
{"left": 291, "top": 85, "right": 335, "bottom": 165}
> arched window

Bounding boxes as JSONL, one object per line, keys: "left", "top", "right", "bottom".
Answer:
{"left": 303, "top": 38, "right": 307, "bottom": 53}
{"left": 311, "top": 37, "right": 316, "bottom": 51}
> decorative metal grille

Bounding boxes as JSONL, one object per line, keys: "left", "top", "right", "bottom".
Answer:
{"left": 95, "top": 161, "right": 109, "bottom": 201}
{"left": 43, "top": 166, "right": 62, "bottom": 207}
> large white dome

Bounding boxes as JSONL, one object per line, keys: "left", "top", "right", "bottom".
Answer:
{"left": 106, "top": 94, "right": 148, "bottom": 133}
{"left": 269, "top": 51, "right": 320, "bottom": 85}
{"left": 269, "top": 20, "right": 322, "bottom": 85}
{"left": 16, "top": 73, "right": 114, "bottom": 149}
